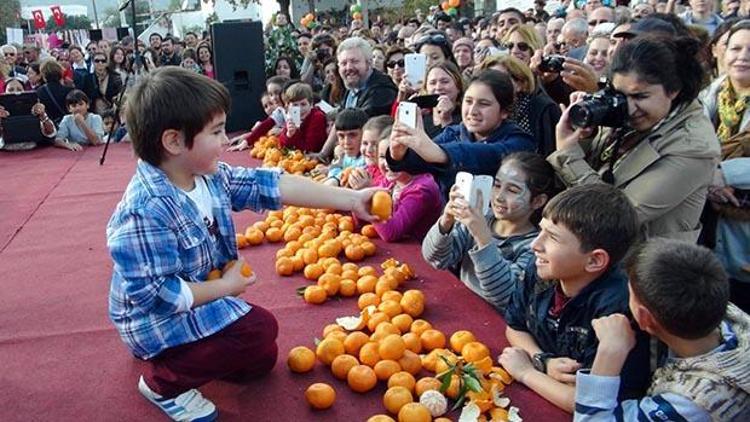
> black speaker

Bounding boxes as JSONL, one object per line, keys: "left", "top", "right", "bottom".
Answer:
{"left": 89, "top": 29, "right": 103, "bottom": 41}
{"left": 116, "top": 27, "right": 130, "bottom": 41}
{"left": 211, "top": 21, "right": 266, "bottom": 132}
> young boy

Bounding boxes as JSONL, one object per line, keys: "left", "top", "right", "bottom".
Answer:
{"left": 278, "top": 82, "right": 327, "bottom": 152}
{"left": 575, "top": 239, "right": 750, "bottom": 420}
{"left": 498, "top": 184, "right": 651, "bottom": 412}
{"left": 107, "top": 67, "right": 380, "bottom": 421}
{"left": 325, "top": 108, "right": 369, "bottom": 186}
{"left": 54, "top": 89, "right": 104, "bottom": 151}
{"left": 347, "top": 115, "right": 393, "bottom": 190}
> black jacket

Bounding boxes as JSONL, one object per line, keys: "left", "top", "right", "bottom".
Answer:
{"left": 528, "top": 86, "right": 562, "bottom": 157}
{"left": 37, "top": 82, "right": 74, "bottom": 123}
{"left": 82, "top": 71, "right": 123, "bottom": 109}
{"left": 342, "top": 69, "right": 397, "bottom": 117}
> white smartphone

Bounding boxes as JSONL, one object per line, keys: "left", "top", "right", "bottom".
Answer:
{"left": 455, "top": 172, "right": 493, "bottom": 215}
{"left": 317, "top": 100, "right": 335, "bottom": 114}
{"left": 289, "top": 106, "right": 302, "bottom": 126}
{"left": 398, "top": 102, "right": 419, "bottom": 129}
{"left": 404, "top": 53, "right": 427, "bottom": 87}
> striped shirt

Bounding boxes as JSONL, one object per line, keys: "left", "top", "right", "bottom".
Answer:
{"left": 421, "top": 216, "right": 537, "bottom": 312}
{"left": 107, "top": 160, "right": 282, "bottom": 359}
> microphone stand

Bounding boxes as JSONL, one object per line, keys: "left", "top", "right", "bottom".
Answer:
{"left": 100, "top": 0, "right": 140, "bottom": 165}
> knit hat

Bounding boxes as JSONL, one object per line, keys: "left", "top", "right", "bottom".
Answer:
{"left": 452, "top": 37, "right": 474, "bottom": 52}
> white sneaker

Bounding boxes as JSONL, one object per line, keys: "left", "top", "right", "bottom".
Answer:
{"left": 138, "top": 375, "right": 218, "bottom": 421}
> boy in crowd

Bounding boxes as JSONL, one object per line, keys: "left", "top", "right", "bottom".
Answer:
{"left": 54, "top": 89, "right": 104, "bottom": 151}
{"left": 575, "top": 239, "right": 750, "bottom": 420}
{"left": 107, "top": 67, "right": 380, "bottom": 421}
{"left": 278, "top": 82, "right": 327, "bottom": 152}
{"left": 499, "top": 184, "right": 651, "bottom": 412}
{"left": 324, "top": 108, "right": 369, "bottom": 186}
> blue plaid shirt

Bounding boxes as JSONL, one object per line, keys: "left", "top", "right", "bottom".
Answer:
{"left": 107, "top": 160, "right": 282, "bottom": 359}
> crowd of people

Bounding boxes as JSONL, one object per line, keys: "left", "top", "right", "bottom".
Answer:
{"left": 3, "top": 0, "right": 749, "bottom": 420}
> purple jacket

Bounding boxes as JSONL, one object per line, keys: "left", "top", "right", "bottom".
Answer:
{"left": 373, "top": 173, "right": 442, "bottom": 242}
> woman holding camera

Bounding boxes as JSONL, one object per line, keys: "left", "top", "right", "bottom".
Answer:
{"left": 549, "top": 35, "right": 720, "bottom": 242}
{"left": 387, "top": 69, "right": 536, "bottom": 200}
{"left": 699, "top": 21, "right": 750, "bottom": 310}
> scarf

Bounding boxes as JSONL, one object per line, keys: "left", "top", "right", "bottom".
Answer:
{"left": 511, "top": 93, "right": 532, "bottom": 135}
{"left": 717, "top": 78, "right": 749, "bottom": 144}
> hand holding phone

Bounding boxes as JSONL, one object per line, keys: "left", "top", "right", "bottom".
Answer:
{"left": 289, "top": 106, "right": 302, "bottom": 127}
{"left": 404, "top": 53, "right": 427, "bottom": 87}
{"left": 398, "top": 102, "right": 418, "bottom": 129}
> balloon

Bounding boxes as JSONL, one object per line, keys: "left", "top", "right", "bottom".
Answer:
{"left": 446, "top": 7, "right": 458, "bottom": 16}
{"left": 353, "top": 12, "right": 363, "bottom": 20}
{"left": 448, "top": 0, "right": 460, "bottom": 7}
{"left": 441, "top": 2, "right": 450, "bottom": 11}
{"left": 306, "top": 13, "right": 314, "bottom": 20}
{"left": 350, "top": 4, "right": 362, "bottom": 13}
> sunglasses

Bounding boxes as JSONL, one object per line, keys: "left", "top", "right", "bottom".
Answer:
{"left": 94, "top": 59, "right": 107, "bottom": 63}
{"left": 387, "top": 59, "right": 405, "bottom": 68}
{"left": 588, "top": 19, "right": 610, "bottom": 26}
{"left": 503, "top": 42, "right": 531, "bottom": 52}
{"left": 416, "top": 34, "right": 449, "bottom": 47}
{"left": 554, "top": 42, "right": 567, "bottom": 49}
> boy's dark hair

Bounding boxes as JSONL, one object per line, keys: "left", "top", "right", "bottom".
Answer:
{"left": 126, "top": 67, "right": 230, "bottom": 166}
{"left": 335, "top": 108, "right": 369, "bottom": 131}
{"left": 542, "top": 184, "right": 638, "bottom": 265}
{"left": 101, "top": 108, "right": 116, "bottom": 119}
{"left": 65, "top": 89, "right": 90, "bottom": 107}
{"left": 626, "top": 239, "right": 729, "bottom": 339}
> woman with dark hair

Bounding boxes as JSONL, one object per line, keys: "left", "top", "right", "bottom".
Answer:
{"left": 320, "top": 59, "right": 345, "bottom": 107}
{"left": 82, "top": 51, "right": 123, "bottom": 114}
{"left": 273, "top": 56, "right": 299, "bottom": 79}
{"left": 551, "top": 35, "right": 720, "bottom": 242}
{"left": 37, "top": 58, "right": 74, "bottom": 124}
{"left": 196, "top": 44, "right": 214, "bottom": 79}
{"left": 109, "top": 46, "right": 129, "bottom": 82}
{"left": 387, "top": 69, "right": 536, "bottom": 199}
{"left": 413, "top": 30, "right": 457, "bottom": 68}
{"left": 384, "top": 45, "right": 412, "bottom": 87}
{"left": 709, "top": 18, "right": 740, "bottom": 77}
{"left": 26, "top": 62, "right": 43, "bottom": 90}
{"left": 699, "top": 20, "right": 750, "bottom": 310}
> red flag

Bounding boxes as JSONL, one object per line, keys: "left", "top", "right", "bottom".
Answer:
{"left": 31, "top": 9, "right": 46, "bottom": 29}
{"left": 50, "top": 6, "right": 65, "bottom": 27}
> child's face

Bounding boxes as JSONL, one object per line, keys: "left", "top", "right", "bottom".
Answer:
{"left": 182, "top": 112, "right": 227, "bottom": 176}
{"left": 361, "top": 129, "right": 381, "bottom": 166}
{"left": 336, "top": 128, "right": 362, "bottom": 157}
{"left": 68, "top": 100, "right": 89, "bottom": 115}
{"left": 103, "top": 116, "right": 115, "bottom": 130}
{"left": 287, "top": 98, "right": 312, "bottom": 120}
{"left": 378, "top": 139, "right": 407, "bottom": 182}
{"left": 267, "top": 82, "right": 283, "bottom": 103}
{"left": 491, "top": 161, "right": 533, "bottom": 222}
{"left": 261, "top": 95, "right": 278, "bottom": 116}
{"left": 530, "top": 218, "right": 590, "bottom": 282}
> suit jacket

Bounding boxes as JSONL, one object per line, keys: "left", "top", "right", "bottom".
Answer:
{"left": 342, "top": 69, "right": 397, "bottom": 117}
{"left": 547, "top": 100, "right": 720, "bottom": 242}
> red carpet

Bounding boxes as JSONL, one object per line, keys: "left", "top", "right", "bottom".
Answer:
{"left": 0, "top": 144, "right": 569, "bottom": 421}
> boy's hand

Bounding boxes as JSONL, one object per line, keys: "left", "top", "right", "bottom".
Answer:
{"left": 74, "top": 113, "right": 86, "bottom": 126}
{"left": 592, "top": 314, "right": 636, "bottom": 353}
{"left": 546, "top": 357, "right": 581, "bottom": 384}
{"left": 351, "top": 188, "right": 385, "bottom": 222}
{"left": 498, "top": 347, "right": 535, "bottom": 385}
{"left": 222, "top": 258, "right": 256, "bottom": 296}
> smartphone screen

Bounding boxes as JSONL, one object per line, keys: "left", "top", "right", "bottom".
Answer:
{"left": 289, "top": 106, "right": 302, "bottom": 126}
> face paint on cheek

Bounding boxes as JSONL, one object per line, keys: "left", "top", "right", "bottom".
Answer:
{"left": 494, "top": 172, "right": 532, "bottom": 215}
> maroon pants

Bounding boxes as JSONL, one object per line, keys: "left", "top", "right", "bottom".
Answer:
{"left": 143, "top": 304, "right": 279, "bottom": 398}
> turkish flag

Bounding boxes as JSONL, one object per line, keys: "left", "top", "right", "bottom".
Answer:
{"left": 50, "top": 6, "right": 65, "bottom": 27}
{"left": 31, "top": 9, "right": 46, "bottom": 29}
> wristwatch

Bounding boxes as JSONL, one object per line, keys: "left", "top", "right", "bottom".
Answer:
{"left": 532, "top": 352, "right": 555, "bottom": 373}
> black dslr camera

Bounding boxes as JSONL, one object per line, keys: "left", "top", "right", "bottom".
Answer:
{"left": 569, "top": 87, "right": 628, "bottom": 128}
{"left": 538, "top": 55, "right": 565, "bottom": 73}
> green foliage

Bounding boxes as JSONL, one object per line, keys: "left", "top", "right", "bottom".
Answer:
{"left": 0, "top": 0, "right": 22, "bottom": 45}
{"left": 45, "top": 14, "right": 92, "bottom": 31}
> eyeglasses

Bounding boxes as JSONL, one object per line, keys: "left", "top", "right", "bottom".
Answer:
{"left": 554, "top": 42, "right": 567, "bottom": 50}
{"left": 416, "top": 33, "right": 449, "bottom": 47}
{"left": 503, "top": 42, "right": 531, "bottom": 52}
{"left": 3, "top": 52, "right": 15, "bottom": 57}
{"left": 386, "top": 59, "right": 405, "bottom": 69}
{"left": 94, "top": 59, "right": 107, "bottom": 63}
{"left": 588, "top": 19, "right": 610, "bottom": 26}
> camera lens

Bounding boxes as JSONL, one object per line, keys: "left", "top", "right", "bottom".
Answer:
{"left": 569, "top": 103, "right": 594, "bottom": 128}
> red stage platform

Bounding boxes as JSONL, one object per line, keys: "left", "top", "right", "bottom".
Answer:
{"left": 0, "top": 144, "right": 569, "bottom": 421}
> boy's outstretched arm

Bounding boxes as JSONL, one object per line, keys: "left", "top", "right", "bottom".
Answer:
{"left": 278, "top": 174, "right": 382, "bottom": 222}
